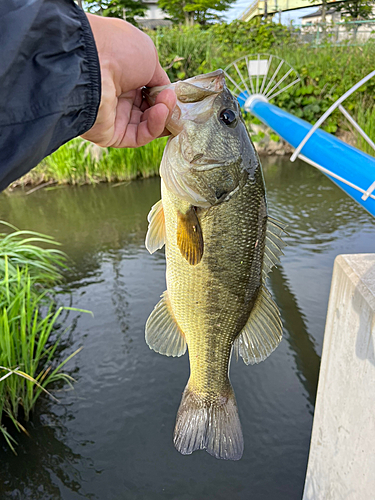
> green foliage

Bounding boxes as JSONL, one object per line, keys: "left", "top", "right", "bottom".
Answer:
{"left": 151, "top": 25, "right": 214, "bottom": 80}
{"left": 19, "top": 23, "right": 375, "bottom": 187}
{"left": 356, "top": 99, "right": 375, "bottom": 156}
{"left": 158, "top": 0, "right": 233, "bottom": 25}
{"left": 0, "top": 224, "right": 87, "bottom": 451}
{"left": 210, "top": 19, "right": 292, "bottom": 60}
{"left": 150, "top": 19, "right": 292, "bottom": 81}
{"left": 269, "top": 41, "right": 375, "bottom": 131}
{"left": 17, "top": 138, "right": 167, "bottom": 187}
{"left": 332, "top": 0, "right": 375, "bottom": 20}
{"left": 151, "top": 21, "right": 374, "bottom": 136}
{"left": 85, "top": 0, "right": 146, "bottom": 24}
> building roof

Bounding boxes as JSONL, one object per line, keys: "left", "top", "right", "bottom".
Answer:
{"left": 301, "top": 7, "right": 338, "bottom": 19}
{"left": 137, "top": 18, "right": 173, "bottom": 29}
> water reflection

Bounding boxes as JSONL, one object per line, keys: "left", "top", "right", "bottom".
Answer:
{"left": 0, "top": 158, "right": 374, "bottom": 500}
{"left": 264, "top": 157, "right": 375, "bottom": 244}
{"left": 0, "top": 404, "right": 97, "bottom": 500}
{"left": 268, "top": 266, "right": 320, "bottom": 405}
{"left": 0, "top": 179, "right": 161, "bottom": 286}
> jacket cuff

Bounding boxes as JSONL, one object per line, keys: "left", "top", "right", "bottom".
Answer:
{"left": 75, "top": 7, "right": 101, "bottom": 134}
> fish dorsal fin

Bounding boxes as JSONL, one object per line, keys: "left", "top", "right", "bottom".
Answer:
{"left": 233, "top": 285, "right": 282, "bottom": 365}
{"left": 145, "top": 291, "right": 187, "bottom": 357}
{"left": 145, "top": 200, "right": 166, "bottom": 254}
{"left": 262, "top": 216, "right": 287, "bottom": 280}
{"left": 177, "top": 207, "right": 204, "bottom": 266}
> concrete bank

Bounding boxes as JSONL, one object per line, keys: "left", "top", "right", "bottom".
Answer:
{"left": 303, "top": 254, "right": 375, "bottom": 499}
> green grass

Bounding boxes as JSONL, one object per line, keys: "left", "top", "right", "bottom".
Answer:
{"left": 356, "top": 99, "right": 375, "bottom": 157}
{"left": 13, "top": 137, "right": 168, "bottom": 188}
{"left": 9, "top": 24, "right": 374, "bottom": 189}
{"left": 0, "top": 222, "right": 87, "bottom": 452}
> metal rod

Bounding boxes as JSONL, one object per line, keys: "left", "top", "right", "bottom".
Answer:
{"left": 266, "top": 68, "right": 292, "bottom": 98}
{"left": 291, "top": 70, "right": 375, "bottom": 162}
{"left": 234, "top": 62, "right": 251, "bottom": 95}
{"left": 259, "top": 55, "right": 272, "bottom": 95}
{"left": 362, "top": 181, "right": 375, "bottom": 201}
{"left": 298, "top": 154, "right": 375, "bottom": 201}
{"left": 245, "top": 56, "right": 256, "bottom": 95}
{"left": 339, "top": 104, "right": 375, "bottom": 152}
{"left": 263, "top": 60, "right": 283, "bottom": 96}
{"left": 224, "top": 71, "right": 244, "bottom": 95}
{"left": 267, "top": 77, "right": 301, "bottom": 101}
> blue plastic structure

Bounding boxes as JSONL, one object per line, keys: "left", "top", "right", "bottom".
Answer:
{"left": 246, "top": 99, "right": 375, "bottom": 217}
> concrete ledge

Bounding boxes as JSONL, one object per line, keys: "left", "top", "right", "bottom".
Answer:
{"left": 303, "top": 254, "right": 375, "bottom": 500}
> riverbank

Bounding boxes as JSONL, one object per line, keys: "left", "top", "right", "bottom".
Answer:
{"left": 1, "top": 161, "right": 374, "bottom": 496}
{"left": 6, "top": 26, "right": 374, "bottom": 190}
{"left": 7, "top": 138, "right": 167, "bottom": 191}
{"left": 6, "top": 123, "right": 361, "bottom": 192}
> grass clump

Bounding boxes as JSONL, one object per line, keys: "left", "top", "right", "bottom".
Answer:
{"left": 12, "top": 137, "right": 168, "bottom": 188}
{"left": 355, "top": 99, "right": 375, "bottom": 157}
{"left": 10, "top": 22, "right": 374, "bottom": 189}
{"left": 0, "top": 222, "right": 85, "bottom": 452}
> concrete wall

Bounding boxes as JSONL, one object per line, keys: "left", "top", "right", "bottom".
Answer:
{"left": 303, "top": 254, "right": 375, "bottom": 500}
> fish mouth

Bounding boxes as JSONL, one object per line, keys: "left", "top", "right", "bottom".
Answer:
{"left": 143, "top": 70, "right": 226, "bottom": 136}
{"left": 143, "top": 70, "right": 225, "bottom": 103}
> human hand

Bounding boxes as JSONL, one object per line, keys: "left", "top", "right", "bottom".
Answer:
{"left": 82, "top": 14, "right": 176, "bottom": 148}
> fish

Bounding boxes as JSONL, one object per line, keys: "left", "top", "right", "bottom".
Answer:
{"left": 143, "top": 69, "right": 286, "bottom": 461}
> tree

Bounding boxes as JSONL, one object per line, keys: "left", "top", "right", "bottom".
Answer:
{"left": 84, "top": 0, "right": 147, "bottom": 25}
{"left": 307, "top": 0, "right": 329, "bottom": 37}
{"left": 332, "top": 0, "right": 375, "bottom": 20}
{"left": 158, "top": 0, "right": 234, "bottom": 26}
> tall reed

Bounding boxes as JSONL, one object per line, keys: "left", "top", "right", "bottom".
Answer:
{"left": 356, "top": 99, "right": 375, "bottom": 157}
{"left": 0, "top": 222, "right": 85, "bottom": 452}
{"left": 13, "top": 138, "right": 167, "bottom": 188}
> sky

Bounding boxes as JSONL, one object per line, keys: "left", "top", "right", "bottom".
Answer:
{"left": 224, "top": 0, "right": 316, "bottom": 24}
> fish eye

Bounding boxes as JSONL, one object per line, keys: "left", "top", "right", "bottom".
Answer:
{"left": 219, "top": 109, "right": 237, "bottom": 127}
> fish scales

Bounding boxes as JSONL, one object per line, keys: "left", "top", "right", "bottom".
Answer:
{"left": 144, "top": 70, "right": 285, "bottom": 461}
{"left": 163, "top": 170, "right": 266, "bottom": 400}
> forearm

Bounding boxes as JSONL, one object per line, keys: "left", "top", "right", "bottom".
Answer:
{"left": 0, "top": 0, "right": 101, "bottom": 191}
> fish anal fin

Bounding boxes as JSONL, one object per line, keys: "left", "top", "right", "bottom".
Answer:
{"left": 145, "top": 291, "right": 186, "bottom": 357}
{"left": 177, "top": 206, "right": 204, "bottom": 266}
{"left": 234, "top": 285, "right": 282, "bottom": 365}
{"left": 262, "top": 215, "right": 287, "bottom": 280}
{"left": 145, "top": 200, "right": 166, "bottom": 254}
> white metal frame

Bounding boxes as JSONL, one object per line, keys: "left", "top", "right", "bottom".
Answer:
{"left": 224, "top": 53, "right": 301, "bottom": 104}
{"left": 291, "top": 70, "right": 375, "bottom": 202}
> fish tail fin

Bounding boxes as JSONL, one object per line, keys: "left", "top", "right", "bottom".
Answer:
{"left": 173, "top": 381, "right": 244, "bottom": 461}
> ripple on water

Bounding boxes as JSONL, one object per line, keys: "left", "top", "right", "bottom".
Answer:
{"left": 0, "top": 159, "right": 374, "bottom": 500}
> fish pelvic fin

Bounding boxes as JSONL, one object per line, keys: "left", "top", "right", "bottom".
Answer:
{"left": 145, "top": 291, "right": 187, "bottom": 357}
{"left": 145, "top": 200, "right": 166, "bottom": 254}
{"left": 173, "top": 382, "right": 244, "bottom": 461}
{"left": 234, "top": 285, "right": 283, "bottom": 365}
{"left": 262, "top": 216, "right": 287, "bottom": 280}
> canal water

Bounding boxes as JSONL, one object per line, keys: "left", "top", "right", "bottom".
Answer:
{"left": 0, "top": 156, "right": 374, "bottom": 500}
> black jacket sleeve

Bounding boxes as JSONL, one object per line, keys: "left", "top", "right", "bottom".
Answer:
{"left": 0, "top": 0, "right": 101, "bottom": 191}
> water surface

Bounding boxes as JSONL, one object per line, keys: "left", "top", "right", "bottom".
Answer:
{"left": 0, "top": 157, "right": 374, "bottom": 500}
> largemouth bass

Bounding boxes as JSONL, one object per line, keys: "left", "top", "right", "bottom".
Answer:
{"left": 144, "top": 70, "right": 285, "bottom": 461}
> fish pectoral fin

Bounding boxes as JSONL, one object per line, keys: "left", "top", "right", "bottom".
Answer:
{"left": 145, "top": 200, "right": 166, "bottom": 254}
{"left": 262, "top": 216, "right": 288, "bottom": 280}
{"left": 145, "top": 291, "right": 187, "bottom": 357}
{"left": 177, "top": 206, "right": 204, "bottom": 265}
{"left": 234, "top": 285, "right": 283, "bottom": 365}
